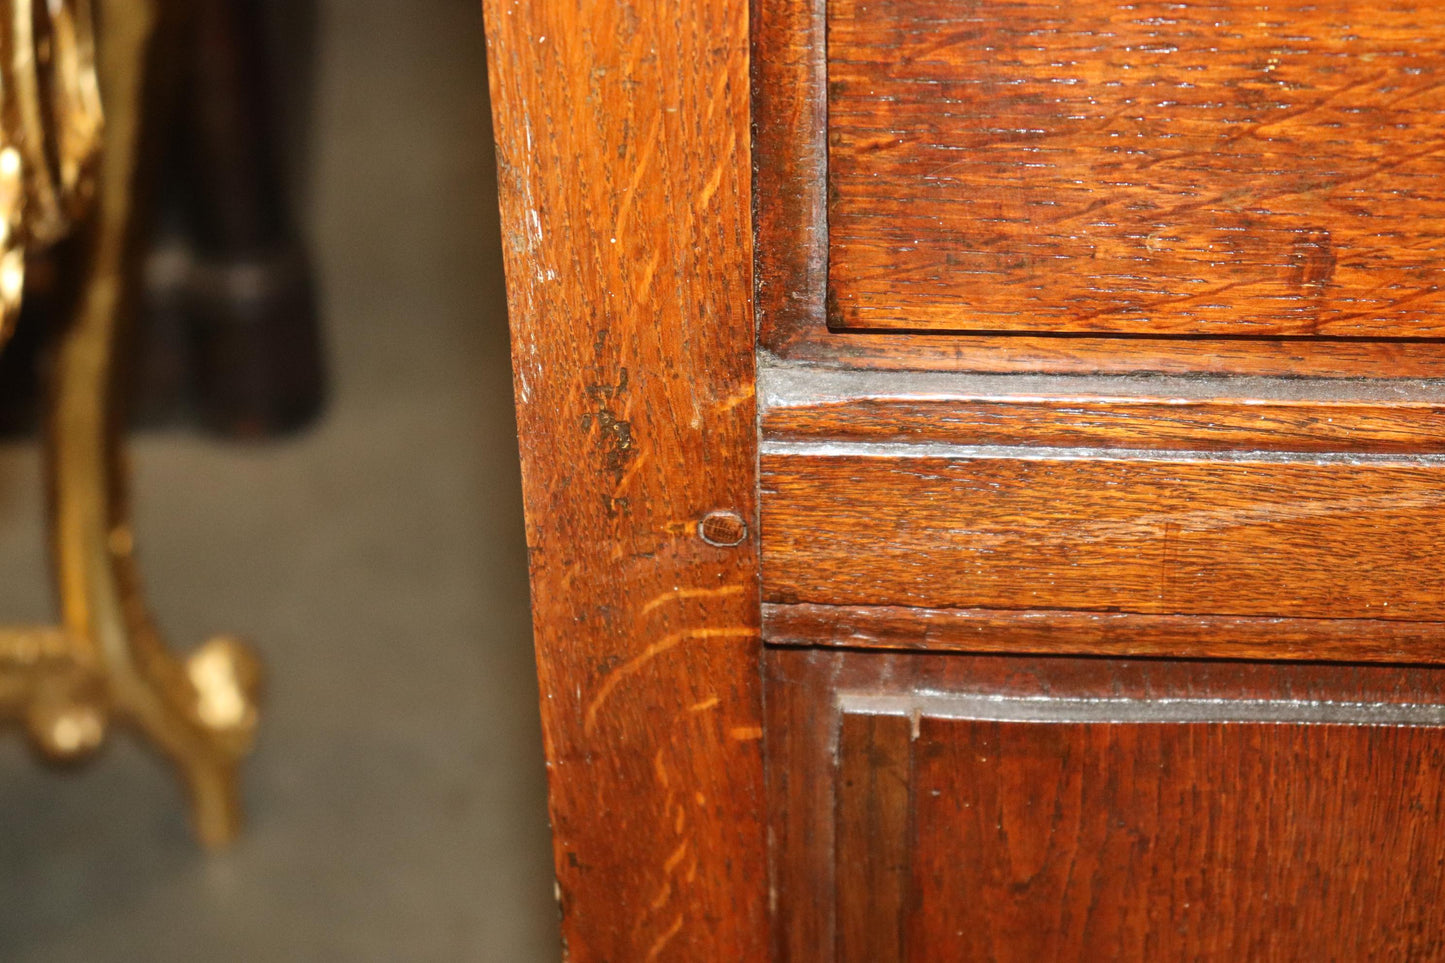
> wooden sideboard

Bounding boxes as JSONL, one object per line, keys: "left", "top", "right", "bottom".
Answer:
{"left": 484, "top": 0, "right": 1445, "bottom": 957}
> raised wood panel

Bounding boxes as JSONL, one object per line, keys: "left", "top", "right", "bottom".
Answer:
{"left": 768, "top": 648, "right": 1445, "bottom": 962}
{"left": 829, "top": 0, "right": 1445, "bottom": 339}
{"left": 755, "top": 0, "right": 1445, "bottom": 376}
{"left": 763, "top": 446, "right": 1445, "bottom": 620}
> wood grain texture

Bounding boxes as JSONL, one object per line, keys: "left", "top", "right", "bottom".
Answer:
{"left": 830, "top": 0, "right": 1445, "bottom": 338}
{"left": 767, "top": 647, "right": 1445, "bottom": 962}
{"left": 763, "top": 447, "right": 1445, "bottom": 620}
{"left": 769, "top": 394, "right": 1445, "bottom": 451}
{"left": 834, "top": 713, "right": 910, "bottom": 963}
{"left": 762, "top": 364, "right": 1445, "bottom": 453}
{"left": 764, "top": 602, "right": 1445, "bottom": 663}
{"left": 907, "top": 716, "right": 1445, "bottom": 960}
{"left": 482, "top": 0, "right": 767, "bottom": 958}
{"left": 755, "top": 0, "right": 1445, "bottom": 375}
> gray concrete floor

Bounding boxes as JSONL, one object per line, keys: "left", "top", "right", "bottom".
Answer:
{"left": 0, "top": 1, "right": 560, "bottom": 959}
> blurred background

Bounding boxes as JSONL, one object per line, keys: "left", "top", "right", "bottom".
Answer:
{"left": 0, "top": 0, "right": 560, "bottom": 959}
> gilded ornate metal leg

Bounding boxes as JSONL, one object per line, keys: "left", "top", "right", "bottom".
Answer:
{"left": 43, "top": 0, "right": 262, "bottom": 848}
{"left": 0, "top": 626, "right": 106, "bottom": 759}
{"left": 0, "top": 0, "right": 261, "bottom": 848}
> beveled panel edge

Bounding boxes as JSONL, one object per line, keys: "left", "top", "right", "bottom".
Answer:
{"left": 837, "top": 691, "right": 1445, "bottom": 727}
{"left": 760, "top": 357, "right": 1445, "bottom": 453}
{"left": 760, "top": 356, "right": 1445, "bottom": 407}
{"left": 763, "top": 602, "right": 1445, "bottom": 666}
{"left": 762, "top": 438, "right": 1445, "bottom": 465}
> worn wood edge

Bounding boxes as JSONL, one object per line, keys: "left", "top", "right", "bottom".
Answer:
{"left": 760, "top": 359, "right": 1445, "bottom": 406}
{"left": 760, "top": 359, "right": 1445, "bottom": 452}
{"left": 482, "top": 0, "right": 768, "bottom": 958}
{"left": 835, "top": 690, "right": 1445, "bottom": 726}
{"left": 768, "top": 323, "right": 1445, "bottom": 379}
{"left": 762, "top": 438, "right": 1445, "bottom": 465}
{"left": 764, "top": 603, "right": 1445, "bottom": 665}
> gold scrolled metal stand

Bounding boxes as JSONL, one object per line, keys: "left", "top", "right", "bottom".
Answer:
{"left": 0, "top": 0, "right": 262, "bottom": 847}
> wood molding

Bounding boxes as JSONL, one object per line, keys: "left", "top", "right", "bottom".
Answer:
{"left": 482, "top": 0, "right": 767, "bottom": 957}
{"left": 764, "top": 602, "right": 1445, "bottom": 664}
{"left": 761, "top": 362, "right": 1445, "bottom": 453}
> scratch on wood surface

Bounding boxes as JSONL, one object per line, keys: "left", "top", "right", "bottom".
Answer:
{"left": 649, "top": 841, "right": 692, "bottom": 912}
{"left": 698, "top": 153, "right": 727, "bottom": 211}
{"left": 633, "top": 247, "right": 664, "bottom": 303}
{"left": 712, "top": 384, "right": 755, "bottom": 414}
{"left": 487, "top": 0, "right": 765, "bottom": 951}
{"left": 640, "top": 584, "right": 747, "bottom": 616}
{"left": 613, "top": 111, "right": 662, "bottom": 239}
{"left": 664, "top": 841, "right": 690, "bottom": 874}
{"left": 729, "top": 725, "right": 765, "bottom": 741}
{"left": 611, "top": 447, "right": 652, "bottom": 499}
{"left": 583, "top": 627, "right": 756, "bottom": 735}
{"left": 689, "top": 696, "right": 721, "bottom": 712}
{"left": 644, "top": 915, "right": 685, "bottom": 962}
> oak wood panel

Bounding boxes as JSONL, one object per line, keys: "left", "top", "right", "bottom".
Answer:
{"left": 762, "top": 365, "right": 1445, "bottom": 453}
{"left": 907, "top": 716, "right": 1445, "bottom": 960}
{"left": 763, "top": 602, "right": 1445, "bottom": 663}
{"left": 482, "top": 0, "right": 767, "bottom": 957}
{"left": 755, "top": 0, "right": 1445, "bottom": 375}
{"left": 763, "top": 447, "right": 1445, "bottom": 619}
{"left": 830, "top": 0, "right": 1445, "bottom": 338}
{"left": 767, "top": 647, "right": 1445, "bottom": 962}
{"left": 834, "top": 713, "right": 910, "bottom": 963}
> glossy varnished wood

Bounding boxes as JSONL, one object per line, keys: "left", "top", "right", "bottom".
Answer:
{"left": 768, "top": 648, "right": 1445, "bottom": 962}
{"left": 482, "top": 0, "right": 767, "bottom": 957}
{"left": 763, "top": 447, "right": 1445, "bottom": 620}
{"left": 755, "top": 0, "right": 1445, "bottom": 375}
